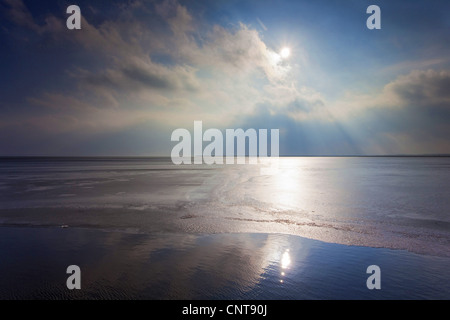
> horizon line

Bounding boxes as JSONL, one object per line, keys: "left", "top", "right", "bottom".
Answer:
{"left": 1, "top": 154, "right": 450, "bottom": 158}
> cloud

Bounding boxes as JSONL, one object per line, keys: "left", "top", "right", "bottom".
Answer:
{"left": 3, "top": 0, "right": 40, "bottom": 32}
{"left": 379, "top": 57, "right": 450, "bottom": 76}
{"left": 77, "top": 58, "right": 200, "bottom": 95}
{"left": 236, "top": 68, "right": 450, "bottom": 155}
{"left": 6, "top": 0, "right": 294, "bottom": 131}
{"left": 2, "top": 0, "right": 65, "bottom": 35}
{"left": 1, "top": 0, "right": 449, "bottom": 155}
{"left": 384, "top": 69, "right": 450, "bottom": 108}
{"left": 157, "top": 0, "right": 195, "bottom": 36}
{"left": 199, "top": 24, "right": 290, "bottom": 82}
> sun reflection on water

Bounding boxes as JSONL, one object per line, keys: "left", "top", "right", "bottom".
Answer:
{"left": 279, "top": 249, "right": 291, "bottom": 283}
{"left": 272, "top": 159, "right": 303, "bottom": 210}
{"left": 281, "top": 249, "right": 291, "bottom": 269}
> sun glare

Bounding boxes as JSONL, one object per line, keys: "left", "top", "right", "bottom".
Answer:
{"left": 280, "top": 47, "right": 291, "bottom": 59}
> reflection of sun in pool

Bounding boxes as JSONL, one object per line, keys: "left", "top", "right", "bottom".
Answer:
{"left": 280, "top": 249, "right": 291, "bottom": 283}
{"left": 280, "top": 47, "right": 291, "bottom": 59}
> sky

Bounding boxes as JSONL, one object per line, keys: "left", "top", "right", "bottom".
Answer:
{"left": 0, "top": 0, "right": 449, "bottom": 156}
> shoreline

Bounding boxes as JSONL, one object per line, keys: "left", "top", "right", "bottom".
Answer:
{"left": 0, "top": 222, "right": 446, "bottom": 258}
{"left": 1, "top": 206, "right": 449, "bottom": 258}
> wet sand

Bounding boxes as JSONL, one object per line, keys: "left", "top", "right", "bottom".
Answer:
{"left": 1, "top": 226, "right": 449, "bottom": 300}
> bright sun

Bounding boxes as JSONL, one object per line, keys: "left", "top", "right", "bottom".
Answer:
{"left": 280, "top": 47, "right": 290, "bottom": 59}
